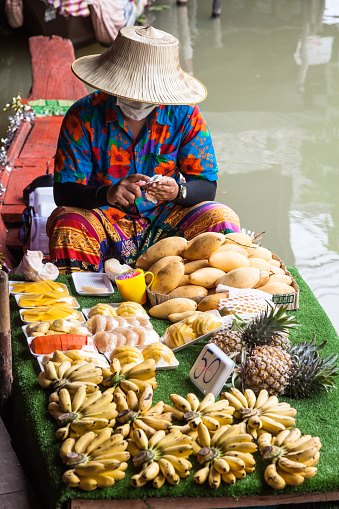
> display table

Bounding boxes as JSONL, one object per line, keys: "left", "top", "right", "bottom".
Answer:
{"left": 9, "top": 268, "right": 339, "bottom": 509}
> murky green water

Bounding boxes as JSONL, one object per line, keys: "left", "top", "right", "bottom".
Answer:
{"left": 1, "top": 0, "right": 339, "bottom": 331}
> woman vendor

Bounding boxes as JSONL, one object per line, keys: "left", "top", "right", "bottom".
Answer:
{"left": 47, "top": 25, "right": 240, "bottom": 273}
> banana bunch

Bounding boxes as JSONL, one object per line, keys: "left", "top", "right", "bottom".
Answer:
{"left": 61, "top": 429, "right": 130, "bottom": 491}
{"left": 166, "top": 392, "right": 235, "bottom": 434}
{"left": 258, "top": 428, "right": 321, "bottom": 489}
{"left": 194, "top": 422, "right": 258, "bottom": 488}
{"left": 38, "top": 359, "right": 103, "bottom": 394}
{"left": 116, "top": 301, "right": 148, "bottom": 317}
{"left": 101, "top": 358, "right": 158, "bottom": 394}
{"left": 129, "top": 428, "right": 193, "bottom": 487}
{"left": 88, "top": 303, "right": 117, "bottom": 318}
{"left": 113, "top": 386, "right": 172, "bottom": 438}
{"left": 221, "top": 388, "right": 296, "bottom": 438}
{"left": 48, "top": 385, "right": 118, "bottom": 440}
{"left": 111, "top": 345, "right": 144, "bottom": 367}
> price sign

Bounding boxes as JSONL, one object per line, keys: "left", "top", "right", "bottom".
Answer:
{"left": 189, "top": 343, "right": 235, "bottom": 397}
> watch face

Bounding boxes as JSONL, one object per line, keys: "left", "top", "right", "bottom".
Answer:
{"left": 182, "top": 185, "right": 187, "bottom": 199}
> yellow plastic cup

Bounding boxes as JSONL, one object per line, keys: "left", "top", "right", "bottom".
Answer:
{"left": 115, "top": 269, "right": 154, "bottom": 305}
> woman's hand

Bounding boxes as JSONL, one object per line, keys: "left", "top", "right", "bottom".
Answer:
{"left": 107, "top": 174, "right": 150, "bottom": 207}
{"left": 146, "top": 177, "right": 179, "bottom": 202}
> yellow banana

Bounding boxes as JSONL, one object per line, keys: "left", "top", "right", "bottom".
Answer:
{"left": 201, "top": 415, "right": 220, "bottom": 431}
{"left": 153, "top": 472, "right": 166, "bottom": 488}
{"left": 114, "top": 392, "right": 129, "bottom": 412}
{"left": 193, "top": 465, "right": 210, "bottom": 484}
{"left": 213, "top": 457, "right": 230, "bottom": 474}
{"left": 211, "top": 424, "right": 243, "bottom": 446}
{"left": 303, "top": 451, "right": 320, "bottom": 467}
{"left": 162, "top": 444, "right": 193, "bottom": 458}
{"left": 58, "top": 361, "right": 72, "bottom": 379}
{"left": 82, "top": 393, "right": 114, "bottom": 414}
{"left": 91, "top": 474, "right": 115, "bottom": 488}
{"left": 266, "top": 406, "right": 297, "bottom": 417}
{"left": 63, "top": 362, "right": 86, "bottom": 379}
{"left": 67, "top": 363, "right": 97, "bottom": 380}
{"left": 286, "top": 446, "right": 319, "bottom": 464}
{"left": 85, "top": 428, "right": 113, "bottom": 454}
{"left": 133, "top": 419, "right": 155, "bottom": 437}
{"left": 229, "top": 388, "right": 248, "bottom": 408}
{"left": 137, "top": 386, "right": 153, "bottom": 412}
{"left": 264, "top": 463, "right": 286, "bottom": 489}
{"left": 203, "top": 400, "right": 232, "bottom": 414}
{"left": 169, "top": 394, "right": 191, "bottom": 412}
{"left": 132, "top": 428, "right": 148, "bottom": 450}
{"left": 273, "top": 429, "right": 290, "bottom": 447}
{"left": 276, "top": 465, "right": 304, "bottom": 486}
{"left": 163, "top": 404, "right": 185, "bottom": 420}
{"left": 263, "top": 413, "right": 296, "bottom": 428}
{"left": 209, "top": 464, "right": 221, "bottom": 488}
{"left": 282, "top": 428, "right": 301, "bottom": 448}
{"left": 60, "top": 437, "right": 76, "bottom": 460}
{"left": 223, "top": 442, "right": 258, "bottom": 454}
{"left": 56, "top": 427, "right": 69, "bottom": 441}
{"left": 140, "top": 461, "right": 160, "bottom": 481}
{"left": 146, "top": 400, "right": 165, "bottom": 416}
{"left": 221, "top": 392, "right": 244, "bottom": 411}
{"left": 79, "top": 477, "right": 98, "bottom": 491}
{"left": 62, "top": 469, "right": 81, "bottom": 488}
{"left": 259, "top": 395, "right": 279, "bottom": 412}
{"left": 221, "top": 471, "right": 236, "bottom": 484}
{"left": 74, "top": 432, "right": 96, "bottom": 454}
{"left": 71, "top": 418, "right": 109, "bottom": 433}
{"left": 126, "top": 390, "right": 139, "bottom": 411}
{"left": 233, "top": 469, "right": 246, "bottom": 479}
{"left": 103, "top": 469, "right": 126, "bottom": 481}
{"left": 226, "top": 450, "right": 256, "bottom": 468}
{"left": 161, "top": 455, "right": 190, "bottom": 474}
{"left": 89, "top": 437, "right": 126, "bottom": 459}
{"left": 300, "top": 466, "right": 318, "bottom": 479}
{"left": 44, "top": 361, "right": 59, "bottom": 381}
{"left": 198, "top": 393, "right": 215, "bottom": 412}
{"left": 278, "top": 456, "right": 308, "bottom": 474}
{"left": 223, "top": 455, "right": 245, "bottom": 471}
{"left": 58, "top": 388, "right": 72, "bottom": 413}
{"left": 71, "top": 385, "right": 87, "bottom": 413}
{"left": 75, "top": 462, "right": 106, "bottom": 476}
{"left": 120, "top": 380, "right": 140, "bottom": 394}
{"left": 126, "top": 359, "right": 156, "bottom": 377}
{"left": 248, "top": 414, "right": 262, "bottom": 429}
{"left": 48, "top": 401, "right": 64, "bottom": 420}
{"left": 220, "top": 434, "right": 254, "bottom": 447}
{"left": 186, "top": 393, "right": 200, "bottom": 411}
{"left": 260, "top": 415, "right": 286, "bottom": 434}
{"left": 288, "top": 437, "right": 321, "bottom": 453}
{"left": 128, "top": 377, "right": 157, "bottom": 391}
{"left": 254, "top": 389, "right": 269, "bottom": 409}
{"left": 197, "top": 422, "right": 210, "bottom": 448}
{"left": 244, "top": 389, "right": 256, "bottom": 408}
{"left": 140, "top": 416, "right": 171, "bottom": 431}
{"left": 156, "top": 436, "right": 192, "bottom": 452}
{"left": 148, "top": 430, "right": 166, "bottom": 450}
{"left": 157, "top": 457, "right": 177, "bottom": 482}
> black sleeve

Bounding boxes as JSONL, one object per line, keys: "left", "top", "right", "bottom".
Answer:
{"left": 53, "top": 182, "right": 111, "bottom": 209}
{"left": 173, "top": 179, "right": 217, "bottom": 207}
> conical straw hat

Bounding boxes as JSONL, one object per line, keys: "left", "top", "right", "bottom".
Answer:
{"left": 72, "top": 25, "right": 207, "bottom": 105}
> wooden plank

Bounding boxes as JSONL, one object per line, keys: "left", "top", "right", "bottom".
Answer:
{"left": 0, "top": 271, "right": 12, "bottom": 408}
{"left": 5, "top": 122, "right": 32, "bottom": 166}
{"left": 0, "top": 418, "right": 42, "bottom": 508}
{"left": 28, "top": 35, "right": 88, "bottom": 100}
{"left": 18, "top": 117, "right": 63, "bottom": 161}
{"left": 69, "top": 491, "right": 339, "bottom": 509}
{"left": 3, "top": 166, "right": 49, "bottom": 208}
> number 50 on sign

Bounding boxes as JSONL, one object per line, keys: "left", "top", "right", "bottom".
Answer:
{"left": 189, "top": 343, "right": 235, "bottom": 397}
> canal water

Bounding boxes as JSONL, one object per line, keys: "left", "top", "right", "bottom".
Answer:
{"left": 1, "top": 0, "right": 339, "bottom": 332}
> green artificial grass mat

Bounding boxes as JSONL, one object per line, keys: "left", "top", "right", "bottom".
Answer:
{"left": 8, "top": 267, "right": 339, "bottom": 509}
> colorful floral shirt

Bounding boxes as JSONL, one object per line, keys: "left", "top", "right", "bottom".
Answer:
{"left": 54, "top": 91, "right": 218, "bottom": 224}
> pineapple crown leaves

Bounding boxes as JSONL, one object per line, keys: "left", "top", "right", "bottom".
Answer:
{"left": 287, "top": 333, "right": 339, "bottom": 399}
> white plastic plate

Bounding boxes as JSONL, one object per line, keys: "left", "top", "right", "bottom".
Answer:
{"left": 162, "top": 310, "right": 224, "bottom": 353}
{"left": 26, "top": 335, "right": 95, "bottom": 358}
{"left": 72, "top": 272, "right": 114, "bottom": 296}
{"left": 19, "top": 308, "right": 86, "bottom": 324}
{"left": 14, "top": 294, "right": 79, "bottom": 309}
{"left": 9, "top": 280, "right": 69, "bottom": 295}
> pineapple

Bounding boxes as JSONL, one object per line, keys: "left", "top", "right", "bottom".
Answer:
{"left": 209, "top": 304, "right": 298, "bottom": 358}
{"left": 240, "top": 335, "right": 339, "bottom": 399}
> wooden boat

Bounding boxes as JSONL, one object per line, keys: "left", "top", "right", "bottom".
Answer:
{"left": 0, "top": 35, "right": 87, "bottom": 271}
{"left": 23, "top": 0, "right": 96, "bottom": 48}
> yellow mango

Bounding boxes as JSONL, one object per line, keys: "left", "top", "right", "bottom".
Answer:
{"left": 136, "top": 237, "right": 188, "bottom": 270}
{"left": 214, "top": 244, "right": 249, "bottom": 257}
{"left": 167, "top": 285, "right": 208, "bottom": 298}
{"left": 217, "top": 267, "right": 262, "bottom": 289}
{"left": 184, "top": 259, "right": 210, "bottom": 274}
{"left": 223, "top": 232, "right": 252, "bottom": 248}
{"left": 197, "top": 292, "right": 230, "bottom": 311}
{"left": 257, "top": 282, "right": 296, "bottom": 294}
{"left": 188, "top": 267, "right": 226, "bottom": 289}
{"left": 247, "top": 246, "right": 272, "bottom": 262}
{"left": 209, "top": 251, "right": 249, "bottom": 272}
{"left": 151, "top": 261, "right": 185, "bottom": 295}
{"left": 149, "top": 298, "right": 197, "bottom": 319}
{"left": 183, "top": 232, "right": 225, "bottom": 260}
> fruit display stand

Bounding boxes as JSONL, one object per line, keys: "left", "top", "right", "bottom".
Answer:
{"left": 7, "top": 268, "right": 339, "bottom": 509}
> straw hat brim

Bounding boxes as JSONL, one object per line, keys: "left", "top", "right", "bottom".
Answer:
{"left": 72, "top": 54, "right": 207, "bottom": 105}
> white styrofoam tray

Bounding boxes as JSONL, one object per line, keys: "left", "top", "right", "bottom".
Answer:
{"left": 82, "top": 303, "right": 150, "bottom": 320}
{"left": 72, "top": 272, "right": 114, "bottom": 296}
{"left": 19, "top": 308, "right": 86, "bottom": 324}
{"left": 9, "top": 281, "right": 69, "bottom": 295}
{"left": 14, "top": 294, "right": 79, "bottom": 309}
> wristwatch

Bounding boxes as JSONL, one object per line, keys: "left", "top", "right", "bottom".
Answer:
{"left": 175, "top": 183, "right": 187, "bottom": 202}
